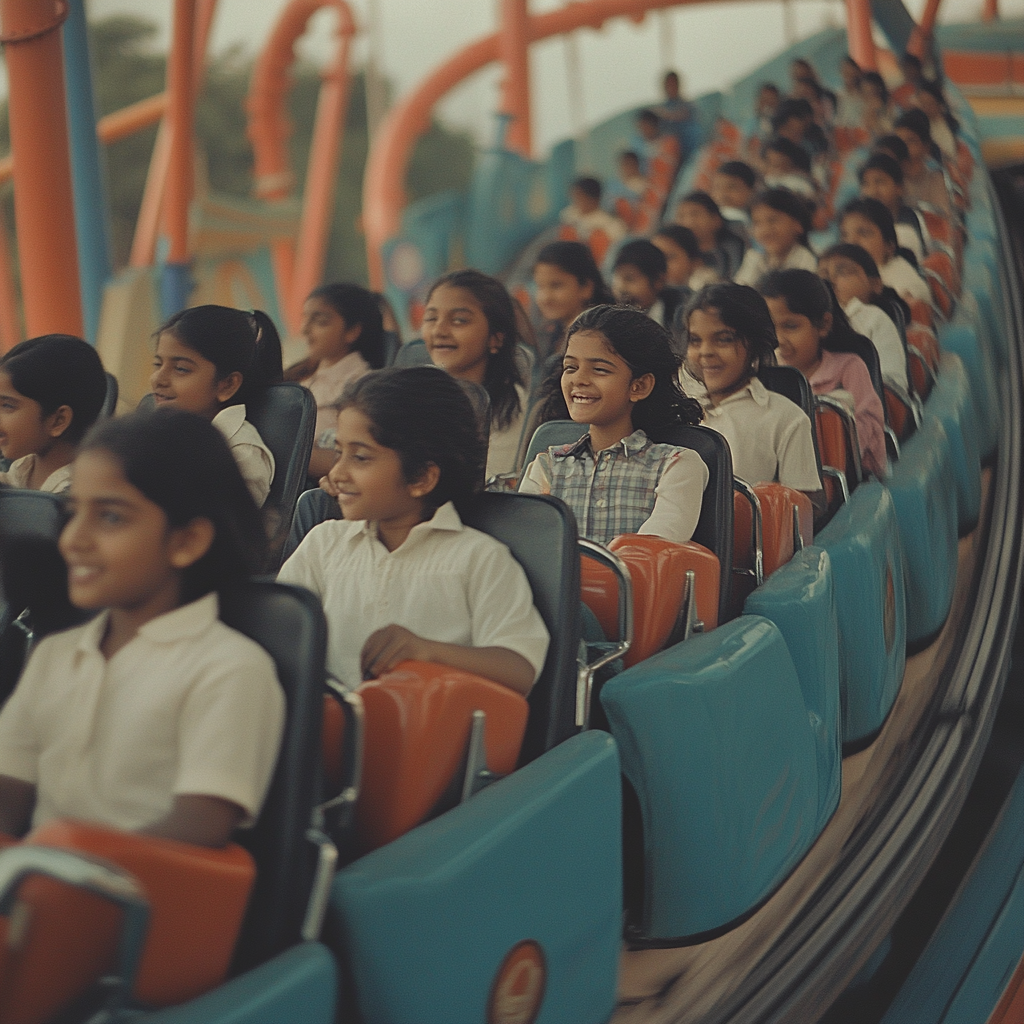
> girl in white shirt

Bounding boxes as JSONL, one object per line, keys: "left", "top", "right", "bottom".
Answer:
{"left": 734, "top": 187, "right": 818, "bottom": 287}
{"left": 0, "top": 408, "right": 284, "bottom": 847}
{"left": 0, "top": 334, "right": 108, "bottom": 493}
{"left": 421, "top": 270, "right": 530, "bottom": 479}
{"left": 151, "top": 305, "right": 283, "bottom": 507}
{"left": 279, "top": 367, "right": 549, "bottom": 697}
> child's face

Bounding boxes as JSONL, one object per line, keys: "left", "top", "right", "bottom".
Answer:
{"left": 820, "top": 254, "right": 879, "bottom": 306}
{"left": 533, "top": 262, "right": 594, "bottom": 326}
{"left": 151, "top": 332, "right": 239, "bottom": 421}
{"left": 757, "top": 87, "right": 779, "bottom": 116}
{"left": 0, "top": 370, "right": 59, "bottom": 462}
{"left": 302, "top": 295, "right": 362, "bottom": 366}
{"left": 752, "top": 204, "right": 803, "bottom": 261}
{"left": 652, "top": 236, "right": 695, "bottom": 288}
{"left": 570, "top": 186, "right": 600, "bottom": 214}
{"left": 895, "top": 127, "right": 926, "bottom": 164}
{"left": 841, "top": 59, "right": 860, "bottom": 90}
{"left": 612, "top": 264, "right": 661, "bottom": 311}
{"left": 861, "top": 80, "right": 885, "bottom": 111}
{"left": 860, "top": 168, "right": 901, "bottom": 212}
{"left": 776, "top": 117, "right": 805, "bottom": 144}
{"left": 711, "top": 172, "right": 753, "bottom": 212}
{"left": 60, "top": 449, "right": 208, "bottom": 615}
{"left": 766, "top": 296, "right": 826, "bottom": 376}
{"left": 685, "top": 307, "right": 752, "bottom": 401}
{"left": 421, "top": 284, "right": 498, "bottom": 385}
{"left": 675, "top": 202, "right": 718, "bottom": 248}
{"left": 328, "top": 407, "right": 430, "bottom": 527}
{"left": 619, "top": 155, "right": 641, "bottom": 180}
{"left": 840, "top": 213, "right": 891, "bottom": 267}
{"left": 764, "top": 149, "right": 796, "bottom": 177}
{"left": 561, "top": 330, "right": 649, "bottom": 434}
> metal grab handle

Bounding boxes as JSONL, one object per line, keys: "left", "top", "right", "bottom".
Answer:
{"left": 733, "top": 478, "right": 763, "bottom": 588}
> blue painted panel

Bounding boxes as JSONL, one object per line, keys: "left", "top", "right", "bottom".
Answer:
{"left": 329, "top": 732, "right": 622, "bottom": 1024}
{"left": 926, "top": 354, "right": 982, "bottom": 532}
{"left": 939, "top": 319, "right": 999, "bottom": 458}
{"left": 886, "top": 415, "right": 960, "bottom": 644}
{"left": 135, "top": 943, "right": 336, "bottom": 1024}
{"left": 815, "top": 483, "right": 906, "bottom": 745}
{"left": 601, "top": 617, "right": 820, "bottom": 939}
{"left": 744, "top": 548, "right": 842, "bottom": 824}
{"left": 882, "top": 768, "right": 1024, "bottom": 1024}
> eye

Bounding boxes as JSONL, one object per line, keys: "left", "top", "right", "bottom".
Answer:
{"left": 100, "top": 510, "right": 125, "bottom": 526}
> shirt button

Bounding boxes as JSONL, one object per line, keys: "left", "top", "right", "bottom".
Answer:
{"left": 596, "top": 499, "right": 607, "bottom": 508}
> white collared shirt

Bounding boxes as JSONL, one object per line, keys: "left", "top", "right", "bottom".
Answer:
{"left": 696, "top": 376, "right": 822, "bottom": 491}
{"left": 278, "top": 501, "right": 550, "bottom": 691}
{"left": 213, "top": 404, "right": 275, "bottom": 507}
{"left": 733, "top": 244, "right": 818, "bottom": 286}
{"left": 0, "top": 455, "right": 72, "bottom": 494}
{"left": 843, "top": 297, "right": 909, "bottom": 392}
{"left": 301, "top": 351, "right": 372, "bottom": 445}
{"left": 0, "top": 593, "right": 285, "bottom": 831}
{"left": 881, "top": 255, "right": 932, "bottom": 306}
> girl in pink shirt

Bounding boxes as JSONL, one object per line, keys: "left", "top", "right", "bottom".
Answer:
{"left": 760, "top": 269, "right": 887, "bottom": 478}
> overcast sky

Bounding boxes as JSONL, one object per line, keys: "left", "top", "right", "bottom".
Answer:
{"left": 55, "top": 0, "right": 1024, "bottom": 154}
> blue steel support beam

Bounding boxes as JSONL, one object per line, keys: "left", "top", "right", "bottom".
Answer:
{"left": 869, "top": 0, "right": 918, "bottom": 60}
{"left": 62, "top": 0, "right": 112, "bottom": 344}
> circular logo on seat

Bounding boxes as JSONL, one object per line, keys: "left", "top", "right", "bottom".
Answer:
{"left": 487, "top": 940, "right": 546, "bottom": 1024}
{"left": 883, "top": 560, "right": 896, "bottom": 654}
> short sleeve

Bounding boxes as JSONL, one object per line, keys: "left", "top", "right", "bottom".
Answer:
{"left": 733, "top": 249, "right": 764, "bottom": 287}
{"left": 231, "top": 442, "right": 274, "bottom": 508}
{"left": 777, "top": 411, "right": 824, "bottom": 492}
{"left": 463, "top": 538, "right": 550, "bottom": 687}
{"left": 870, "top": 310, "right": 909, "bottom": 392}
{"left": 173, "top": 636, "right": 285, "bottom": 827}
{"left": 278, "top": 526, "right": 329, "bottom": 596}
{"left": 517, "top": 454, "right": 552, "bottom": 495}
{"left": 638, "top": 448, "right": 709, "bottom": 544}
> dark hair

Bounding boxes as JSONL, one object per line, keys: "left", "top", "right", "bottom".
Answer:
{"left": 157, "top": 305, "right": 283, "bottom": 408}
{"left": 0, "top": 335, "right": 107, "bottom": 444}
{"left": 619, "top": 149, "right": 641, "bottom": 165}
{"left": 79, "top": 408, "right": 266, "bottom": 601}
{"left": 717, "top": 160, "right": 757, "bottom": 189}
{"left": 758, "top": 82, "right": 780, "bottom": 95}
{"left": 873, "top": 133, "right": 909, "bottom": 163}
{"left": 681, "top": 283, "right": 779, "bottom": 380}
{"left": 751, "top": 186, "right": 812, "bottom": 244}
{"left": 790, "top": 57, "right": 816, "bottom": 81}
{"left": 535, "top": 240, "right": 613, "bottom": 307}
{"left": 572, "top": 176, "right": 602, "bottom": 201}
{"left": 612, "top": 239, "right": 668, "bottom": 283}
{"left": 840, "top": 196, "right": 898, "bottom": 251}
{"left": 306, "top": 283, "right": 386, "bottom": 370}
{"left": 771, "top": 97, "right": 812, "bottom": 131}
{"left": 894, "top": 108, "right": 932, "bottom": 146}
{"left": 842, "top": 55, "right": 862, "bottom": 76}
{"left": 678, "top": 190, "right": 723, "bottom": 220}
{"left": 664, "top": 70, "right": 680, "bottom": 87}
{"left": 861, "top": 71, "right": 889, "bottom": 104}
{"left": 918, "top": 79, "right": 959, "bottom": 134}
{"left": 901, "top": 51, "right": 923, "bottom": 72}
{"left": 425, "top": 269, "right": 525, "bottom": 431}
{"left": 763, "top": 135, "right": 812, "bottom": 174}
{"left": 565, "top": 305, "right": 702, "bottom": 430}
{"left": 637, "top": 109, "right": 660, "bottom": 129}
{"left": 337, "top": 366, "right": 485, "bottom": 515}
{"left": 859, "top": 152, "right": 904, "bottom": 187}
{"left": 819, "top": 241, "right": 882, "bottom": 279}
{"left": 653, "top": 224, "right": 701, "bottom": 259}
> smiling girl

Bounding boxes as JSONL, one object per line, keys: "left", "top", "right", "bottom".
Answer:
{"left": 0, "top": 335, "right": 107, "bottom": 493}
{"left": 518, "top": 305, "right": 707, "bottom": 546}
{"left": 150, "top": 305, "right": 283, "bottom": 506}
{"left": 734, "top": 187, "right": 817, "bottom": 286}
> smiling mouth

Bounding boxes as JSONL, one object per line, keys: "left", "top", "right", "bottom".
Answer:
{"left": 152, "top": 393, "right": 174, "bottom": 403}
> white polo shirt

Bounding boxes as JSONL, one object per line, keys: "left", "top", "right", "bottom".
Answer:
{"left": 0, "top": 455, "right": 72, "bottom": 494}
{"left": 698, "top": 377, "right": 822, "bottom": 491}
{"left": 278, "top": 501, "right": 550, "bottom": 691}
{"left": 843, "top": 297, "right": 909, "bottom": 392}
{"left": 213, "top": 404, "right": 275, "bottom": 508}
{"left": 881, "top": 255, "right": 932, "bottom": 306}
{"left": 0, "top": 593, "right": 284, "bottom": 831}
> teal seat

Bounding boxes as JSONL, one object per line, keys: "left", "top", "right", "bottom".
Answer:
{"left": 327, "top": 732, "right": 622, "bottom": 1024}
{"left": 925, "top": 353, "right": 982, "bottom": 534}
{"left": 886, "top": 415, "right": 960, "bottom": 646}
{"left": 815, "top": 482, "right": 906, "bottom": 747}
{"left": 601, "top": 617, "right": 820, "bottom": 941}
{"left": 744, "top": 547, "right": 842, "bottom": 824}
{"left": 135, "top": 943, "right": 336, "bottom": 1024}
{"left": 938, "top": 319, "right": 999, "bottom": 460}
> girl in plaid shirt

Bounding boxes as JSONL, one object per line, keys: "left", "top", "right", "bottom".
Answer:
{"left": 519, "top": 305, "right": 708, "bottom": 546}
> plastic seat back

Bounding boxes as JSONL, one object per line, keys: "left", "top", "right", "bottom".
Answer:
{"left": 461, "top": 492, "right": 581, "bottom": 764}
{"left": 823, "top": 332, "right": 885, "bottom": 406}
{"left": 102, "top": 371, "right": 119, "bottom": 417}
{"left": 218, "top": 582, "right": 328, "bottom": 973}
{"left": 758, "top": 365, "right": 826, "bottom": 491}
{"left": 355, "top": 664, "right": 529, "bottom": 852}
{"left": 521, "top": 419, "right": 587, "bottom": 473}
{"left": 922, "top": 250, "right": 958, "bottom": 319}
{"left": 815, "top": 398, "right": 861, "bottom": 508}
{"left": 580, "top": 535, "right": 720, "bottom": 667}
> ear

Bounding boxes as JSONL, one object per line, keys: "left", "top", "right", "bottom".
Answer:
{"left": 45, "top": 404, "right": 74, "bottom": 440}
{"left": 819, "top": 311, "right": 833, "bottom": 337}
{"left": 581, "top": 279, "right": 595, "bottom": 304}
{"left": 653, "top": 273, "right": 667, "bottom": 293}
{"left": 343, "top": 322, "right": 364, "bottom": 346}
{"left": 168, "top": 517, "right": 216, "bottom": 570}
{"left": 629, "top": 373, "right": 656, "bottom": 403}
{"left": 489, "top": 331, "right": 505, "bottom": 356}
{"left": 407, "top": 462, "right": 441, "bottom": 499}
{"left": 215, "top": 372, "right": 243, "bottom": 404}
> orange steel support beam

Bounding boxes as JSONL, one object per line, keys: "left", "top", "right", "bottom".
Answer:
{"left": 163, "top": 0, "right": 197, "bottom": 267}
{"left": 845, "top": 0, "right": 877, "bottom": 69}
{"left": 363, "top": 0, "right": 755, "bottom": 288}
{"left": 0, "top": 204, "right": 21, "bottom": 352}
{"left": 247, "top": 0, "right": 356, "bottom": 334}
{"left": 981, "top": 0, "right": 997, "bottom": 20}
{"left": 908, "top": 0, "right": 942, "bottom": 56}
{"left": 0, "top": 0, "right": 83, "bottom": 336}
{"left": 499, "top": 0, "right": 533, "bottom": 157}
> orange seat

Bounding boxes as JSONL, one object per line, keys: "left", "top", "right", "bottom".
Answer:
{"left": 580, "top": 536, "right": 720, "bottom": 667}
{"left": 922, "top": 251, "right": 959, "bottom": 318}
{"left": 0, "top": 822, "right": 255, "bottom": 1020}
{"left": 322, "top": 692, "right": 346, "bottom": 794}
{"left": 815, "top": 402, "right": 860, "bottom": 507}
{"left": 356, "top": 663, "right": 529, "bottom": 852}
{"left": 907, "top": 323, "right": 940, "bottom": 400}
{"left": 885, "top": 385, "right": 915, "bottom": 444}
{"left": 907, "top": 298, "right": 935, "bottom": 334}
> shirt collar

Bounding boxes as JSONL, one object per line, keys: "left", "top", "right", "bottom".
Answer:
{"left": 212, "top": 404, "right": 247, "bottom": 440}
{"left": 4, "top": 456, "right": 73, "bottom": 493}
{"left": 701, "top": 376, "right": 769, "bottom": 413}
{"left": 557, "top": 428, "right": 650, "bottom": 458}
{"left": 74, "top": 592, "right": 220, "bottom": 655}
{"left": 359, "top": 500, "right": 464, "bottom": 543}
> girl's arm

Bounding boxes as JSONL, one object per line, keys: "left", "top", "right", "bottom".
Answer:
{"left": 308, "top": 446, "right": 338, "bottom": 480}
{"left": 516, "top": 453, "right": 551, "bottom": 495}
{"left": 141, "top": 795, "right": 244, "bottom": 849}
{"left": 0, "top": 776, "right": 35, "bottom": 838}
{"left": 360, "top": 626, "right": 536, "bottom": 697}
{"left": 638, "top": 448, "right": 709, "bottom": 544}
